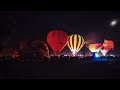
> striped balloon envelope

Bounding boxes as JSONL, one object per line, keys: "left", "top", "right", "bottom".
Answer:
{"left": 67, "top": 34, "right": 85, "bottom": 56}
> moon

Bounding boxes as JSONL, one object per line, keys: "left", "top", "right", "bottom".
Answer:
{"left": 110, "top": 20, "right": 118, "bottom": 27}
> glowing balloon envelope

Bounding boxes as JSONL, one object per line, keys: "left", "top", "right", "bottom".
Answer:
{"left": 67, "top": 34, "right": 84, "bottom": 56}
{"left": 47, "top": 30, "right": 68, "bottom": 55}
{"left": 88, "top": 43, "right": 103, "bottom": 52}
{"left": 100, "top": 40, "right": 114, "bottom": 56}
{"left": 31, "top": 39, "right": 50, "bottom": 57}
{"left": 103, "top": 40, "right": 114, "bottom": 51}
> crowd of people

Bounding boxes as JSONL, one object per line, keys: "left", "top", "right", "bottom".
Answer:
{"left": 0, "top": 55, "right": 119, "bottom": 64}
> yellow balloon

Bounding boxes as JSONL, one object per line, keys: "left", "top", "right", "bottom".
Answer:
{"left": 67, "top": 34, "right": 85, "bottom": 56}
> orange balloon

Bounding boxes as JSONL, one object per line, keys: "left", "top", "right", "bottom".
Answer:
{"left": 88, "top": 43, "right": 103, "bottom": 52}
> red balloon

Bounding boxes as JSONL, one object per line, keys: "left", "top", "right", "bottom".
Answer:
{"left": 47, "top": 30, "right": 68, "bottom": 55}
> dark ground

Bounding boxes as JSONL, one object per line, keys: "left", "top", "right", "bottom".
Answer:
{"left": 0, "top": 60, "right": 120, "bottom": 79}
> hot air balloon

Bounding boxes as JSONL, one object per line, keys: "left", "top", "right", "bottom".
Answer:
{"left": 31, "top": 40, "right": 46, "bottom": 48}
{"left": 84, "top": 32, "right": 104, "bottom": 57}
{"left": 47, "top": 30, "right": 68, "bottom": 56}
{"left": 31, "top": 39, "right": 50, "bottom": 58}
{"left": 88, "top": 43, "right": 103, "bottom": 53}
{"left": 100, "top": 39, "right": 114, "bottom": 56}
{"left": 67, "top": 34, "right": 84, "bottom": 56}
{"left": 85, "top": 43, "right": 103, "bottom": 58}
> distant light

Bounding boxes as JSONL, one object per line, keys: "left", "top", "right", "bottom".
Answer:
{"left": 109, "top": 54, "right": 115, "bottom": 57}
{"left": 50, "top": 55, "right": 54, "bottom": 56}
{"left": 79, "top": 55, "right": 82, "bottom": 56}
{"left": 110, "top": 20, "right": 118, "bottom": 27}
{"left": 95, "top": 52, "right": 100, "bottom": 58}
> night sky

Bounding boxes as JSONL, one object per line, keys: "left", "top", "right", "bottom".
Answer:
{"left": 0, "top": 11, "right": 120, "bottom": 55}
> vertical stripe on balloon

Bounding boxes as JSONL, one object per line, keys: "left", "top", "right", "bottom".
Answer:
{"left": 74, "top": 34, "right": 77, "bottom": 51}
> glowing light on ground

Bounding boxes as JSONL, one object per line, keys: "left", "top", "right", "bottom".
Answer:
{"left": 95, "top": 53, "right": 100, "bottom": 58}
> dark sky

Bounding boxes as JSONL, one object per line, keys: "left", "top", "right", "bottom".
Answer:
{"left": 1, "top": 11, "right": 120, "bottom": 55}
{"left": 1, "top": 11, "right": 119, "bottom": 36}
{"left": 15, "top": 11, "right": 120, "bottom": 39}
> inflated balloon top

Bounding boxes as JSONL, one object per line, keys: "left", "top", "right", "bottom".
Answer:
{"left": 47, "top": 30, "right": 68, "bottom": 55}
{"left": 67, "top": 34, "right": 84, "bottom": 56}
{"left": 31, "top": 39, "right": 50, "bottom": 57}
{"left": 31, "top": 40, "right": 48, "bottom": 48}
